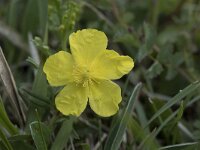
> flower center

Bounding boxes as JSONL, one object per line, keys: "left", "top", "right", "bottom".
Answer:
{"left": 73, "top": 65, "right": 94, "bottom": 87}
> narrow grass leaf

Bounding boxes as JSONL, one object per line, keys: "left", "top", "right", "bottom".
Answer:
{"left": 19, "top": 88, "right": 50, "bottom": 107}
{"left": 22, "top": 0, "right": 47, "bottom": 37}
{"left": 168, "top": 101, "right": 185, "bottom": 132}
{"left": 0, "top": 129, "right": 13, "bottom": 150}
{"left": 0, "top": 97, "right": 18, "bottom": 135}
{"left": 153, "top": 110, "right": 178, "bottom": 138}
{"left": 50, "top": 117, "right": 74, "bottom": 150}
{"left": 10, "top": 141, "right": 35, "bottom": 150}
{"left": 104, "top": 83, "right": 142, "bottom": 150}
{"left": 128, "top": 118, "right": 159, "bottom": 149}
{"left": 146, "top": 81, "right": 200, "bottom": 127}
{"left": 30, "top": 121, "right": 48, "bottom": 150}
{"left": 187, "top": 95, "right": 200, "bottom": 107}
{"left": 135, "top": 101, "right": 149, "bottom": 129}
{"left": 138, "top": 128, "right": 157, "bottom": 150}
{"left": 8, "top": 134, "right": 32, "bottom": 142}
{"left": 178, "top": 123, "right": 195, "bottom": 140}
{"left": 26, "top": 65, "right": 50, "bottom": 125}
{"left": 8, "top": 0, "right": 21, "bottom": 28}
{"left": 159, "top": 142, "right": 198, "bottom": 150}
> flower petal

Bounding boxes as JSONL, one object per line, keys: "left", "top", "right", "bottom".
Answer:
{"left": 55, "top": 84, "right": 88, "bottom": 116}
{"left": 69, "top": 29, "right": 108, "bottom": 66}
{"left": 89, "top": 80, "right": 121, "bottom": 117}
{"left": 43, "top": 51, "right": 74, "bottom": 86}
{"left": 91, "top": 50, "right": 134, "bottom": 80}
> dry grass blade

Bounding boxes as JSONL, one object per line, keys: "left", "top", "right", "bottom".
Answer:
{"left": 0, "top": 47, "right": 25, "bottom": 126}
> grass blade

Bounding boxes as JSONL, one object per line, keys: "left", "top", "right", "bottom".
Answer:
{"left": 128, "top": 117, "right": 159, "bottom": 149}
{"left": 154, "top": 110, "right": 178, "bottom": 138}
{"left": 19, "top": 88, "right": 50, "bottom": 107}
{"left": 146, "top": 81, "right": 200, "bottom": 127}
{"left": 0, "top": 97, "right": 18, "bottom": 135}
{"left": 50, "top": 117, "right": 74, "bottom": 150}
{"left": 104, "top": 83, "right": 142, "bottom": 150}
{"left": 150, "top": 101, "right": 184, "bottom": 140}
{"left": 30, "top": 121, "right": 48, "bottom": 150}
{"left": 22, "top": 0, "right": 47, "bottom": 37}
{"left": 137, "top": 128, "right": 157, "bottom": 150}
{"left": 159, "top": 142, "right": 198, "bottom": 150}
{"left": 0, "top": 129, "right": 13, "bottom": 150}
{"left": 26, "top": 65, "right": 50, "bottom": 125}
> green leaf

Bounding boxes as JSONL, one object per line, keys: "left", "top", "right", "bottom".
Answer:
{"left": 30, "top": 121, "right": 49, "bottom": 150}
{"left": 22, "top": 0, "right": 48, "bottom": 37}
{"left": 114, "top": 32, "right": 140, "bottom": 48}
{"left": 8, "top": 0, "right": 24, "bottom": 28}
{"left": 0, "top": 129, "right": 13, "bottom": 150}
{"left": 146, "top": 61, "right": 164, "bottom": 79}
{"left": 166, "top": 66, "right": 178, "bottom": 80}
{"left": 0, "top": 97, "right": 18, "bottom": 135}
{"left": 154, "top": 109, "right": 179, "bottom": 138}
{"left": 135, "top": 101, "right": 149, "bottom": 130}
{"left": 8, "top": 134, "right": 32, "bottom": 142}
{"left": 128, "top": 117, "right": 159, "bottom": 149}
{"left": 104, "top": 83, "right": 142, "bottom": 150}
{"left": 157, "top": 26, "right": 182, "bottom": 45}
{"left": 10, "top": 141, "right": 35, "bottom": 150}
{"left": 32, "top": 66, "right": 49, "bottom": 95}
{"left": 170, "top": 101, "right": 184, "bottom": 127}
{"left": 19, "top": 88, "right": 50, "bottom": 107}
{"left": 138, "top": 23, "right": 156, "bottom": 62}
{"left": 146, "top": 81, "right": 200, "bottom": 127}
{"left": 26, "top": 65, "right": 51, "bottom": 125}
{"left": 149, "top": 99, "right": 184, "bottom": 143}
{"left": 138, "top": 128, "right": 158, "bottom": 150}
{"left": 144, "top": 23, "right": 156, "bottom": 48}
{"left": 157, "top": 44, "right": 173, "bottom": 64}
{"left": 50, "top": 117, "right": 74, "bottom": 150}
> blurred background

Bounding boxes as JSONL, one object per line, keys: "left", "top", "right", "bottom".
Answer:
{"left": 0, "top": 0, "right": 200, "bottom": 149}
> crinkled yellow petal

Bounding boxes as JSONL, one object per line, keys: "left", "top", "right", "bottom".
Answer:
{"left": 91, "top": 50, "right": 134, "bottom": 80}
{"left": 69, "top": 29, "right": 108, "bottom": 66}
{"left": 43, "top": 51, "right": 74, "bottom": 86}
{"left": 55, "top": 83, "right": 88, "bottom": 116}
{"left": 89, "top": 80, "right": 121, "bottom": 117}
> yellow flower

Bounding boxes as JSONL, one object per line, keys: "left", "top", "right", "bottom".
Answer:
{"left": 43, "top": 29, "right": 134, "bottom": 117}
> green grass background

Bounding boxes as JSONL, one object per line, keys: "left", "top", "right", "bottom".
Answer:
{"left": 0, "top": 0, "right": 200, "bottom": 149}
